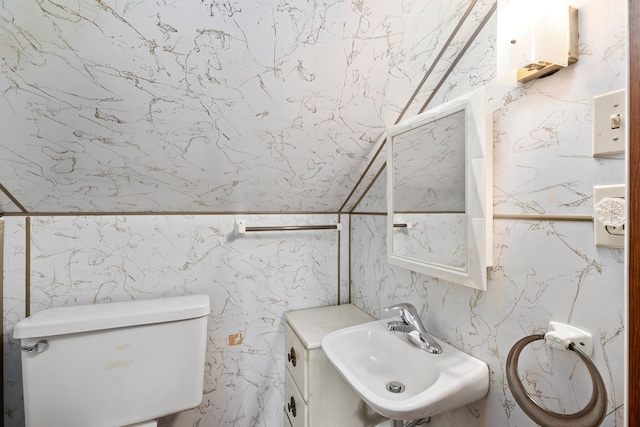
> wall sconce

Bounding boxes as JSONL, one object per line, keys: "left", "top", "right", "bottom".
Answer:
{"left": 497, "top": 0, "right": 579, "bottom": 86}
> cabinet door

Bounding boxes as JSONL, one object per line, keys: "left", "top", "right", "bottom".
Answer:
{"left": 285, "top": 370, "right": 307, "bottom": 427}
{"left": 285, "top": 325, "right": 308, "bottom": 398}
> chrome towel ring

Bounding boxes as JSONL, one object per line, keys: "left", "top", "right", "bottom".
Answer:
{"left": 506, "top": 334, "right": 607, "bottom": 427}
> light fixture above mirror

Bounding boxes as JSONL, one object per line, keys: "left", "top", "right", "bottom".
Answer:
{"left": 386, "top": 88, "right": 492, "bottom": 291}
{"left": 497, "top": 0, "right": 579, "bottom": 85}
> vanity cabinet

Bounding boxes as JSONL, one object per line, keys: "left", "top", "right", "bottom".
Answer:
{"left": 283, "top": 304, "right": 382, "bottom": 427}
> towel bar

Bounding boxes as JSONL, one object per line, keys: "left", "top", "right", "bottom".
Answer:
{"left": 234, "top": 219, "right": 342, "bottom": 236}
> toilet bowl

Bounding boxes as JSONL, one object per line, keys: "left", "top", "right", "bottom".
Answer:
{"left": 14, "top": 295, "right": 210, "bottom": 427}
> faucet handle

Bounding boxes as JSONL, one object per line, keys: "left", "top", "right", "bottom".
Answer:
{"left": 384, "top": 303, "right": 426, "bottom": 332}
{"left": 384, "top": 302, "right": 417, "bottom": 314}
{"left": 384, "top": 303, "right": 442, "bottom": 354}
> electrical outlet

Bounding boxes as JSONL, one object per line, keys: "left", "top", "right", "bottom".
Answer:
{"left": 593, "top": 184, "right": 625, "bottom": 248}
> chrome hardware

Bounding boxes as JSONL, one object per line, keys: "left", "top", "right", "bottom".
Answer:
{"left": 21, "top": 340, "right": 49, "bottom": 353}
{"left": 386, "top": 320, "right": 415, "bottom": 334}
{"left": 386, "top": 381, "right": 405, "bottom": 394}
{"left": 287, "top": 347, "right": 297, "bottom": 366}
{"left": 287, "top": 396, "right": 297, "bottom": 417}
{"left": 384, "top": 303, "right": 443, "bottom": 355}
{"left": 406, "top": 330, "right": 443, "bottom": 355}
{"left": 385, "top": 303, "right": 428, "bottom": 333}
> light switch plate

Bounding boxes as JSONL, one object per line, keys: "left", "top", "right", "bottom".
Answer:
{"left": 593, "top": 89, "right": 625, "bottom": 156}
{"left": 593, "top": 184, "right": 625, "bottom": 248}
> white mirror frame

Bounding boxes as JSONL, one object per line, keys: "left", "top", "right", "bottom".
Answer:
{"left": 386, "top": 87, "right": 493, "bottom": 290}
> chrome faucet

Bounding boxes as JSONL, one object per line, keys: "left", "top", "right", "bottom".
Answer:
{"left": 384, "top": 303, "right": 443, "bottom": 354}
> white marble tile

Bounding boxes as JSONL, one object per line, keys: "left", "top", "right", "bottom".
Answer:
{"left": 2, "top": 218, "right": 26, "bottom": 427}
{"left": 398, "top": 0, "right": 497, "bottom": 120}
{"left": 353, "top": 166, "right": 387, "bottom": 213}
{"left": 3, "top": 214, "right": 340, "bottom": 427}
{"left": 430, "top": 0, "right": 626, "bottom": 216}
{"left": 0, "top": 1, "right": 630, "bottom": 427}
{"left": 342, "top": 0, "right": 497, "bottom": 213}
{"left": 28, "top": 215, "right": 339, "bottom": 311}
{"left": 350, "top": 1, "right": 627, "bottom": 426}
{"left": 351, "top": 215, "right": 624, "bottom": 426}
{"left": 391, "top": 213, "right": 466, "bottom": 268}
{"left": 0, "top": 0, "right": 475, "bottom": 213}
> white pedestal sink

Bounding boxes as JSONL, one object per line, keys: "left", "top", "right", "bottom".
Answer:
{"left": 321, "top": 318, "right": 489, "bottom": 421}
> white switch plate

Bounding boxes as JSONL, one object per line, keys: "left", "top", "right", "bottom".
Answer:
{"left": 593, "top": 89, "right": 625, "bottom": 156}
{"left": 593, "top": 184, "right": 625, "bottom": 248}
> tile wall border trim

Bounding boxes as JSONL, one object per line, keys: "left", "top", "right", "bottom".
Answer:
{"left": 339, "top": 1, "right": 485, "bottom": 213}
{"left": 395, "top": 0, "right": 481, "bottom": 124}
{"left": 0, "top": 183, "right": 27, "bottom": 213}
{"left": 1, "top": 211, "right": 340, "bottom": 217}
{"left": 349, "top": 212, "right": 594, "bottom": 222}
{"left": 493, "top": 213, "right": 594, "bottom": 222}
{"left": 346, "top": 2, "right": 497, "bottom": 213}
{"left": 417, "top": 2, "right": 497, "bottom": 116}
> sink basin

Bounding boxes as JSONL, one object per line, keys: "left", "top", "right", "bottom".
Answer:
{"left": 321, "top": 318, "right": 489, "bottom": 420}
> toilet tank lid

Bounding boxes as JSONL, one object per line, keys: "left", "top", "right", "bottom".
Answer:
{"left": 13, "top": 295, "right": 210, "bottom": 339}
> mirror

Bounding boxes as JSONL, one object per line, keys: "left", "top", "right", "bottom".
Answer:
{"left": 386, "top": 88, "right": 492, "bottom": 290}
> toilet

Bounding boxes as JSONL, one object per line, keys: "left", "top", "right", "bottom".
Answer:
{"left": 13, "top": 295, "right": 210, "bottom": 427}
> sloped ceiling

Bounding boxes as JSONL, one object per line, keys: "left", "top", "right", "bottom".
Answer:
{"left": 0, "top": 0, "right": 494, "bottom": 214}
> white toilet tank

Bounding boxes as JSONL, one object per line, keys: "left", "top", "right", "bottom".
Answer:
{"left": 14, "top": 295, "right": 210, "bottom": 427}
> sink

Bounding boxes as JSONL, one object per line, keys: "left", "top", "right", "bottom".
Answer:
{"left": 321, "top": 318, "right": 489, "bottom": 420}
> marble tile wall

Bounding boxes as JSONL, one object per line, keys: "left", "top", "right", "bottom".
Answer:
{"left": 350, "top": 0, "right": 627, "bottom": 426}
{"left": 391, "top": 213, "right": 467, "bottom": 268}
{"left": 0, "top": 0, "right": 476, "bottom": 214}
{"left": 351, "top": 213, "right": 625, "bottom": 426}
{"left": 4, "top": 214, "right": 342, "bottom": 426}
{"left": 344, "top": 0, "right": 497, "bottom": 211}
{"left": 1, "top": 1, "right": 498, "bottom": 425}
{"left": 0, "top": 1, "right": 629, "bottom": 427}
{"left": 2, "top": 218, "right": 26, "bottom": 426}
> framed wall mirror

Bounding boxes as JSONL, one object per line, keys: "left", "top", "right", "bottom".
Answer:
{"left": 386, "top": 88, "right": 492, "bottom": 290}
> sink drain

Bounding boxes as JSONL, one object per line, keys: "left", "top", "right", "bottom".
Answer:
{"left": 386, "top": 381, "right": 405, "bottom": 393}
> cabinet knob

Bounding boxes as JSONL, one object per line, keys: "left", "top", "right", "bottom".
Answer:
{"left": 287, "top": 396, "right": 297, "bottom": 417}
{"left": 287, "top": 347, "right": 297, "bottom": 366}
